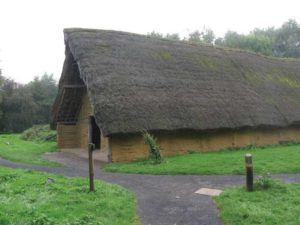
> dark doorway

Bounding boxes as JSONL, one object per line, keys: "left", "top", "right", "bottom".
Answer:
{"left": 90, "top": 116, "right": 101, "bottom": 149}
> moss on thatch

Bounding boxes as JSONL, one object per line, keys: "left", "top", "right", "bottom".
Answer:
{"left": 52, "top": 29, "right": 300, "bottom": 136}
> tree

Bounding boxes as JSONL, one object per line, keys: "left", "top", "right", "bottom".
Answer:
{"left": 217, "top": 31, "right": 242, "bottom": 48}
{"left": 0, "top": 69, "right": 4, "bottom": 131}
{"left": 215, "top": 19, "right": 300, "bottom": 58}
{"left": 216, "top": 30, "right": 274, "bottom": 56}
{"left": 27, "top": 73, "right": 57, "bottom": 124}
{"left": 188, "top": 30, "right": 202, "bottom": 43}
{"left": 147, "top": 31, "right": 164, "bottom": 39}
{"left": 148, "top": 31, "right": 181, "bottom": 41}
{"left": 165, "top": 33, "right": 180, "bottom": 41}
{"left": 201, "top": 27, "right": 215, "bottom": 44}
{"left": 2, "top": 84, "right": 36, "bottom": 132}
{"left": 188, "top": 27, "right": 215, "bottom": 44}
{"left": 214, "top": 37, "right": 224, "bottom": 46}
{"left": 147, "top": 19, "right": 300, "bottom": 58}
{"left": 0, "top": 76, "right": 17, "bottom": 131}
{"left": 0, "top": 73, "right": 57, "bottom": 133}
{"left": 273, "top": 19, "right": 300, "bottom": 57}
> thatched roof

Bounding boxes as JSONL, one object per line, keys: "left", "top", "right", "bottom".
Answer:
{"left": 52, "top": 28, "right": 300, "bottom": 136}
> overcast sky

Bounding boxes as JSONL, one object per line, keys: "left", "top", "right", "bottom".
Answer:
{"left": 1, "top": 0, "right": 300, "bottom": 84}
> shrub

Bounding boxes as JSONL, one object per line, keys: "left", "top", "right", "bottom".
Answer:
{"left": 279, "top": 140, "right": 300, "bottom": 146}
{"left": 21, "top": 124, "right": 56, "bottom": 142}
{"left": 255, "top": 170, "right": 273, "bottom": 189}
{"left": 142, "top": 131, "right": 163, "bottom": 164}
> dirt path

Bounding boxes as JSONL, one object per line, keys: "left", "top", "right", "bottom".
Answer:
{"left": 1, "top": 152, "right": 300, "bottom": 225}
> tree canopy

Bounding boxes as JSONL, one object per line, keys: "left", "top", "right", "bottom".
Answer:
{"left": 0, "top": 73, "right": 57, "bottom": 133}
{"left": 149, "top": 19, "right": 300, "bottom": 58}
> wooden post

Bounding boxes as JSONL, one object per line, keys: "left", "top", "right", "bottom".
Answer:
{"left": 88, "top": 116, "right": 93, "bottom": 144}
{"left": 245, "top": 153, "right": 253, "bottom": 192}
{"left": 88, "top": 143, "right": 95, "bottom": 192}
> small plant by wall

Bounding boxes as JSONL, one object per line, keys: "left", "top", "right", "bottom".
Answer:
{"left": 142, "top": 131, "right": 163, "bottom": 164}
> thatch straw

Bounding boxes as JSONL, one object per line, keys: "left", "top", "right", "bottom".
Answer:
{"left": 52, "top": 28, "right": 300, "bottom": 136}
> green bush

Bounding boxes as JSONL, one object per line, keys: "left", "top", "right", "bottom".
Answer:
{"left": 255, "top": 170, "right": 273, "bottom": 189}
{"left": 142, "top": 131, "right": 163, "bottom": 164}
{"left": 21, "top": 124, "right": 56, "bottom": 142}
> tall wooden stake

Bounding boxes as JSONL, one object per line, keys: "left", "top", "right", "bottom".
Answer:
{"left": 88, "top": 143, "right": 95, "bottom": 192}
{"left": 245, "top": 153, "right": 253, "bottom": 192}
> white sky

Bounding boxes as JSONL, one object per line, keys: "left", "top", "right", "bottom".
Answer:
{"left": 0, "top": 0, "right": 299, "bottom": 84}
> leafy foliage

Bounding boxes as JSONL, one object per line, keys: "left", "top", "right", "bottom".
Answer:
{"left": 1, "top": 82, "right": 36, "bottom": 132}
{"left": 0, "top": 70, "right": 4, "bottom": 125}
{"left": 27, "top": 74, "right": 57, "bottom": 124}
{"left": 215, "top": 30, "right": 275, "bottom": 56}
{"left": 147, "top": 31, "right": 181, "bottom": 41}
{"left": 255, "top": 171, "right": 273, "bottom": 190}
{"left": 21, "top": 124, "right": 56, "bottom": 142}
{"left": 142, "top": 131, "right": 163, "bottom": 164}
{"left": 147, "top": 31, "right": 164, "bottom": 39}
{"left": 0, "top": 73, "right": 57, "bottom": 133}
{"left": 216, "top": 19, "right": 300, "bottom": 58}
{"left": 165, "top": 33, "right": 180, "bottom": 41}
{"left": 148, "top": 19, "right": 300, "bottom": 58}
{"left": 274, "top": 19, "right": 300, "bottom": 58}
{"left": 148, "top": 27, "right": 215, "bottom": 44}
{"left": 188, "top": 27, "right": 215, "bottom": 44}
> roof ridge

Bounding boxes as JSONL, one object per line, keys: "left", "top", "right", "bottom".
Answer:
{"left": 63, "top": 28, "right": 300, "bottom": 62}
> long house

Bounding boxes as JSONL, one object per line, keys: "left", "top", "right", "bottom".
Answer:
{"left": 52, "top": 28, "right": 300, "bottom": 162}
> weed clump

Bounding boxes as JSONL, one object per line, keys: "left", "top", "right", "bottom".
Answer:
{"left": 142, "top": 131, "right": 163, "bottom": 164}
{"left": 255, "top": 170, "right": 274, "bottom": 190}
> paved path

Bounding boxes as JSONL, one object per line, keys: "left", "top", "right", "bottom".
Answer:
{"left": 1, "top": 153, "right": 300, "bottom": 225}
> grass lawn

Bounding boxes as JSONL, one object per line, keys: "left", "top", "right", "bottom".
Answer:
{"left": 215, "top": 182, "right": 300, "bottom": 225}
{"left": 0, "top": 166, "right": 139, "bottom": 225}
{"left": 0, "top": 134, "right": 58, "bottom": 166}
{"left": 104, "top": 144, "right": 300, "bottom": 175}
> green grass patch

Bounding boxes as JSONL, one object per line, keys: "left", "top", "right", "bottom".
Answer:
{"left": 0, "top": 134, "right": 58, "bottom": 166}
{"left": 215, "top": 182, "right": 300, "bottom": 225}
{"left": 104, "top": 144, "right": 300, "bottom": 175}
{"left": 0, "top": 166, "right": 139, "bottom": 225}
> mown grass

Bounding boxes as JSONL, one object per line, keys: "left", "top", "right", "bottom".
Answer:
{"left": 104, "top": 144, "right": 300, "bottom": 175}
{"left": 0, "top": 134, "right": 58, "bottom": 166}
{"left": 215, "top": 182, "right": 300, "bottom": 225}
{"left": 0, "top": 166, "right": 139, "bottom": 225}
